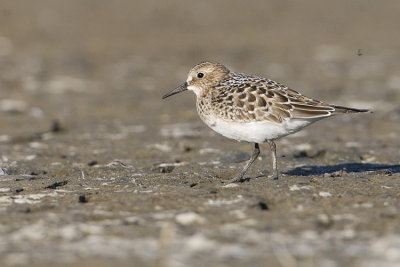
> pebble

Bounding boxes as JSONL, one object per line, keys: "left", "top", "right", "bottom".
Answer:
{"left": 360, "top": 154, "right": 377, "bottom": 163}
{"left": 0, "top": 188, "right": 11, "bottom": 193}
{"left": 290, "top": 184, "right": 313, "bottom": 191}
{"left": 24, "top": 155, "right": 37, "bottom": 161}
{"left": 257, "top": 201, "right": 269, "bottom": 210}
{"left": 207, "top": 195, "right": 243, "bottom": 206}
{"left": 153, "top": 164, "right": 174, "bottom": 173}
{"left": 175, "top": 212, "right": 205, "bottom": 225}
{"left": 319, "top": 192, "right": 332, "bottom": 197}
{"left": 381, "top": 186, "right": 393, "bottom": 189}
{"left": 221, "top": 183, "right": 239, "bottom": 188}
{"left": 78, "top": 195, "right": 88, "bottom": 203}
{"left": 317, "top": 214, "right": 333, "bottom": 228}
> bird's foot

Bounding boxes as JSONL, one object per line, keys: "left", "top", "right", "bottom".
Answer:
{"left": 269, "top": 173, "right": 279, "bottom": 180}
{"left": 226, "top": 175, "right": 244, "bottom": 183}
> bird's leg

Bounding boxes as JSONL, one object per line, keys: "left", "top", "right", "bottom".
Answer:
{"left": 267, "top": 140, "right": 278, "bottom": 180}
{"left": 228, "top": 143, "right": 260, "bottom": 183}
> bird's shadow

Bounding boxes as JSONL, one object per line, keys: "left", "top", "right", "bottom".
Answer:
{"left": 283, "top": 163, "right": 400, "bottom": 176}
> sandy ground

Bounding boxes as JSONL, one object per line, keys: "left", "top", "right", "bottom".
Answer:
{"left": 0, "top": 1, "right": 400, "bottom": 266}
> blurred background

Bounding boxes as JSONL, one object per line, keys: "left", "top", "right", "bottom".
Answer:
{"left": 1, "top": 0, "right": 400, "bottom": 135}
{"left": 1, "top": 1, "right": 400, "bottom": 266}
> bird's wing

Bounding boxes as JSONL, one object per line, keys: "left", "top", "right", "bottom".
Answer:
{"left": 212, "top": 74, "right": 335, "bottom": 123}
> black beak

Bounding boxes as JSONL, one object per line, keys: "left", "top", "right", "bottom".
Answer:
{"left": 162, "top": 82, "right": 188, "bottom": 99}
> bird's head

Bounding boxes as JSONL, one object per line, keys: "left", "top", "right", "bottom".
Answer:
{"left": 162, "top": 61, "right": 230, "bottom": 99}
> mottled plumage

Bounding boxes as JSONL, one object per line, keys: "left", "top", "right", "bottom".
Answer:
{"left": 163, "top": 61, "right": 369, "bottom": 182}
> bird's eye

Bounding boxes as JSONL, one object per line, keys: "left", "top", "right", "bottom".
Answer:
{"left": 197, "top": 72, "right": 204, "bottom": 78}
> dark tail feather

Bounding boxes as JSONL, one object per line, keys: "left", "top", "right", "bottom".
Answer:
{"left": 331, "top": 105, "right": 370, "bottom": 114}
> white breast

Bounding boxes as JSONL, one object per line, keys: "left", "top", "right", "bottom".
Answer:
{"left": 207, "top": 117, "right": 315, "bottom": 143}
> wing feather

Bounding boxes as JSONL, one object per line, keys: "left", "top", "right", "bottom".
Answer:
{"left": 212, "top": 73, "right": 337, "bottom": 123}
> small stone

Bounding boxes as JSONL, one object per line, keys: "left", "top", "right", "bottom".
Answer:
{"left": 360, "top": 154, "right": 376, "bottom": 163}
{"left": 87, "top": 160, "right": 98, "bottom": 166}
{"left": 50, "top": 120, "right": 64, "bottom": 132}
{"left": 290, "top": 184, "right": 313, "bottom": 191}
{"left": 78, "top": 194, "right": 88, "bottom": 203}
{"left": 319, "top": 191, "right": 332, "bottom": 197}
{"left": 317, "top": 214, "right": 333, "bottom": 229}
{"left": 44, "top": 180, "right": 68, "bottom": 189}
{"left": 25, "top": 155, "right": 36, "bottom": 161}
{"left": 257, "top": 201, "right": 269, "bottom": 210}
{"left": 222, "top": 183, "right": 239, "bottom": 188}
{"left": 381, "top": 185, "right": 393, "bottom": 189}
{"left": 175, "top": 212, "right": 205, "bottom": 226}
{"left": 152, "top": 162, "right": 186, "bottom": 173}
{"left": 156, "top": 165, "right": 174, "bottom": 173}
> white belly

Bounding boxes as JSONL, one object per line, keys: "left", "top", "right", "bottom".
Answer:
{"left": 208, "top": 118, "right": 315, "bottom": 143}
